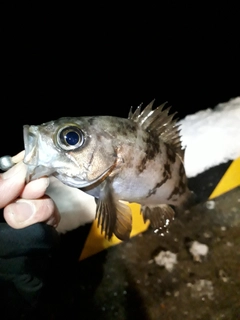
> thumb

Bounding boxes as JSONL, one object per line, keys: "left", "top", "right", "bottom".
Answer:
{"left": 3, "top": 197, "right": 60, "bottom": 229}
{"left": 0, "top": 161, "right": 27, "bottom": 208}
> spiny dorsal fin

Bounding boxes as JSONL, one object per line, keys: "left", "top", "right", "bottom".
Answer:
{"left": 128, "top": 100, "right": 184, "bottom": 160}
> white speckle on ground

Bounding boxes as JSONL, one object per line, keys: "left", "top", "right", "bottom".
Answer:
{"left": 205, "top": 200, "right": 216, "bottom": 210}
{"left": 189, "top": 241, "right": 209, "bottom": 262}
{"left": 153, "top": 250, "right": 178, "bottom": 272}
{"left": 218, "top": 269, "right": 229, "bottom": 283}
{"left": 187, "top": 279, "right": 214, "bottom": 300}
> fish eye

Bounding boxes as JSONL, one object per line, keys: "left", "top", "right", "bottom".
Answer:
{"left": 57, "top": 126, "right": 85, "bottom": 151}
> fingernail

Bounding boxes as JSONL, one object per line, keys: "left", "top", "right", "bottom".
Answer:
{"left": 29, "top": 176, "right": 50, "bottom": 190}
{"left": 39, "top": 176, "right": 50, "bottom": 189}
{"left": 12, "top": 200, "right": 35, "bottom": 222}
{"left": 2, "top": 162, "right": 26, "bottom": 180}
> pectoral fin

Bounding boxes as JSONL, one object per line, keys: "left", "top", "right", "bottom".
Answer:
{"left": 95, "top": 195, "right": 116, "bottom": 241}
{"left": 95, "top": 180, "right": 132, "bottom": 241}
{"left": 113, "top": 201, "right": 132, "bottom": 241}
{"left": 141, "top": 204, "right": 175, "bottom": 232}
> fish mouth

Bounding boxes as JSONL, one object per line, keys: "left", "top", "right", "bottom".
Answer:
{"left": 26, "top": 163, "right": 115, "bottom": 189}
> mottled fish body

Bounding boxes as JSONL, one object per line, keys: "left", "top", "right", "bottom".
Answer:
{"left": 23, "top": 101, "right": 194, "bottom": 240}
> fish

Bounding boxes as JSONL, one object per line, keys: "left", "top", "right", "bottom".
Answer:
{"left": 23, "top": 100, "right": 195, "bottom": 241}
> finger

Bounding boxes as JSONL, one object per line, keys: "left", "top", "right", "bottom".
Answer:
{"left": 20, "top": 177, "right": 50, "bottom": 199}
{"left": 3, "top": 196, "right": 61, "bottom": 229}
{"left": 11, "top": 150, "right": 25, "bottom": 164}
{"left": 0, "top": 161, "right": 27, "bottom": 208}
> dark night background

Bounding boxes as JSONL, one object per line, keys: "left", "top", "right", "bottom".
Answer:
{"left": 1, "top": 4, "right": 240, "bottom": 318}
{"left": 2, "top": 3, "right": 239, "bottom": 157}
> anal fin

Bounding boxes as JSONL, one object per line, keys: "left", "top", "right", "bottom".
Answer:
{"left": 141, "top": 204, "right": 175, "bottom": 233}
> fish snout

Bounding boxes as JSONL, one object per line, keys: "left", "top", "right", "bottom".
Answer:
{"left": 23, "top": 125, "right": 55, "bottom": 182}
{"left": 23, "top": 125, "right": 40, "bottom": 165}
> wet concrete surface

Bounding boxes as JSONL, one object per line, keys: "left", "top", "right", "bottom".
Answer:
{"left": 32, "top": 163, "right": 240, "bottom": 320}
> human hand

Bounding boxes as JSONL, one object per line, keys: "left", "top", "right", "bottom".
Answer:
{"left": 0, "top": 151, "right": 60, "bottom": 229}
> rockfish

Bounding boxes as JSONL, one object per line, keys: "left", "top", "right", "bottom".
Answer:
{"left": 23, "top": 101, "right": 194, "bottom": 240}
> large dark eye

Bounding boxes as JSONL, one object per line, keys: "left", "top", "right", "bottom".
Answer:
{"left": 57, "top": 126, "right": 85, "bottom": 151}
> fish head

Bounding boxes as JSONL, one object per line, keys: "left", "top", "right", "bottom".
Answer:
{"left": 23, "top": 117, "right": 117, "bottom": 188}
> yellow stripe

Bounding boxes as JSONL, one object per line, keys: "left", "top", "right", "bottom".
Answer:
{"left": 209, "top": 157, "right": 240, "bottom": 199}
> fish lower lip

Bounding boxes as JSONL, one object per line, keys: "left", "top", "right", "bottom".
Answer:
{"left": 26, "top": 165, "right": 54, "bottom": 182}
